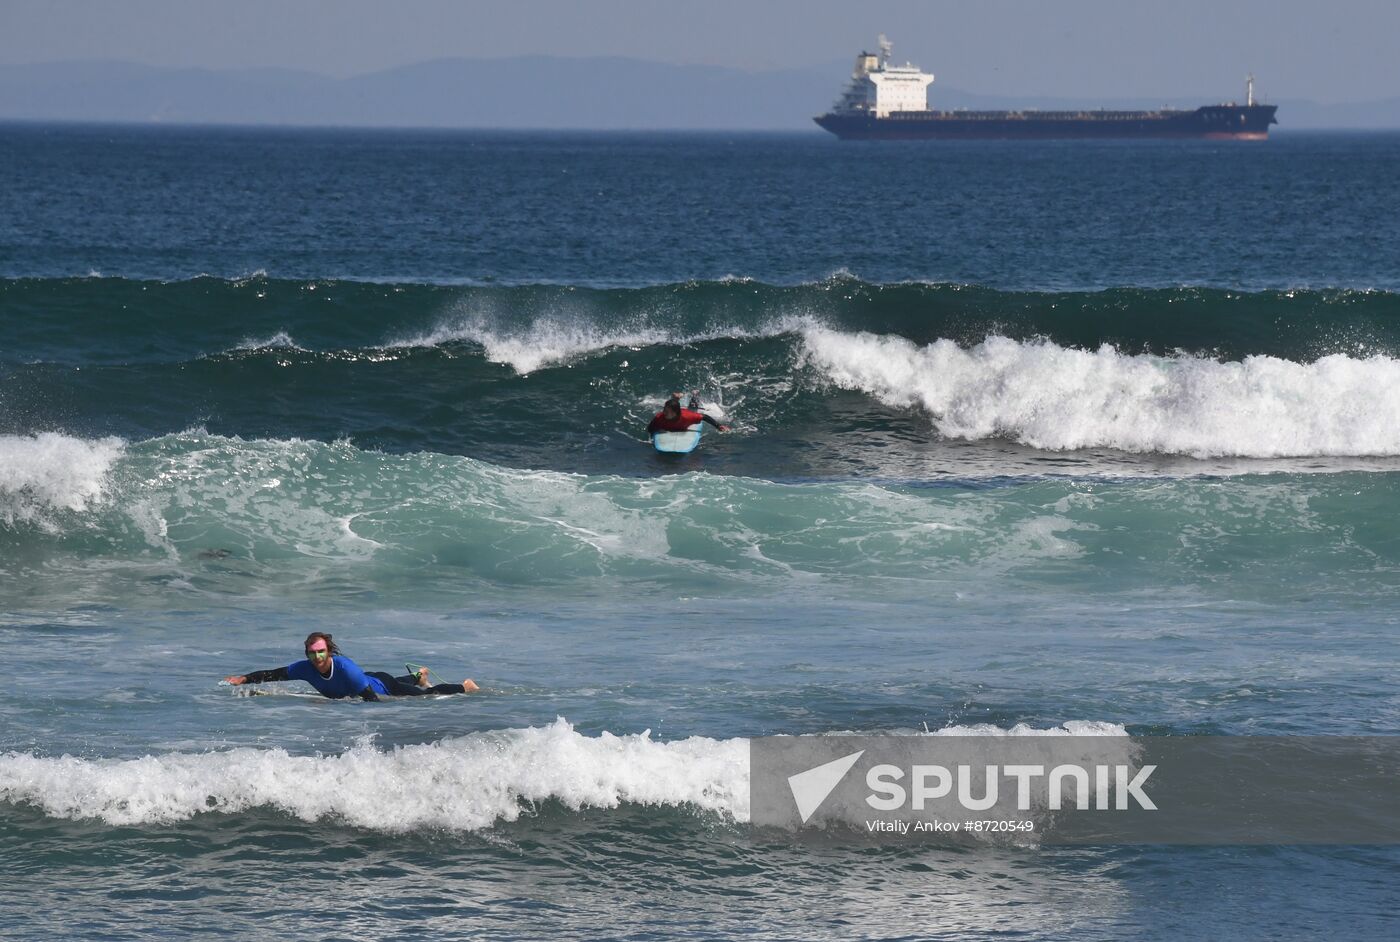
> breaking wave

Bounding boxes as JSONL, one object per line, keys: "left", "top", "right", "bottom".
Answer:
{"left": 0, "top": 718, "right": 1126, "bottom": 832}
{"left": 0, "top": 432, "right": 126, "bottom": 529}
{"left": 800, "top": 328, "right": 1400, "bottom": 458}
{"left": 3, "top": 430, "right": 1398, "bottom": 607}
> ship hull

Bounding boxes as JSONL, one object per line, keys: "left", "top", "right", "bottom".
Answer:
{"left": 815, "top": 105, "right": 1279, "bottom": 140}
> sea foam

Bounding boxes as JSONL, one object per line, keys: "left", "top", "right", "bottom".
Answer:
{"left": 0, "top": 720, "right": 746, "bottom": 830}
{"left": 6, "top": 431, "right": 1390, "bottom": 597}
{"left": 0, "top": 432, "right": 126, "bottom": 528}
{"left": 801, "top": 328, "right": 1400, "bottom": 458}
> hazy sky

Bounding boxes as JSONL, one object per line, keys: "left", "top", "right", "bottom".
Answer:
{"left": 3, "top": 0, "right": 1396, "bottom": 102}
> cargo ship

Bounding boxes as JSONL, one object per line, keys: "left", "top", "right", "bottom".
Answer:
{"left": 814, "top": 36, "right": 1278, "bottom": 140}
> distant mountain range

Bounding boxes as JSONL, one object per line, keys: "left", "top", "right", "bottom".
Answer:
{"left": 1, "top": 57, "right": 1395, "bottom": 130}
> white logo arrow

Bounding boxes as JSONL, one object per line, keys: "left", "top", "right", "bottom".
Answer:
{"left": 787, "top": 749, "right": 865, "bottom": 823}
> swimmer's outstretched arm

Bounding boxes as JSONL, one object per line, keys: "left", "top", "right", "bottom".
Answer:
{"left": 223, "top": 668, "right": 290, "bottom": 685}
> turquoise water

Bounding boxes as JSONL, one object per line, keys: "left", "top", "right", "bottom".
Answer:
{"left": 2, "top": 125, "right": 1399, "bottom": 939}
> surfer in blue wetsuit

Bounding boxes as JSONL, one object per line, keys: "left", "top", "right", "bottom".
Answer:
{"left": 647, "top": 392, "right": 730, "bottom": 435}
{"left": 223, "top": 632, "right": 479, "bottom": 700}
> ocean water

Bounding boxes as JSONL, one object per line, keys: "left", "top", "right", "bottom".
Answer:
{"left": 2, "top": 124, "right": 1399, "bottom": 939}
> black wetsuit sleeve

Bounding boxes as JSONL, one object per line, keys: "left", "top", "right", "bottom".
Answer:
{"left": 700, "top": 413, "right": 724, "bottom": 429}
{"left": 243, "top": 667, "right": 290, "bottom": 684}
{"left": 359, "top": 686, "right": 381, "bottom": 702}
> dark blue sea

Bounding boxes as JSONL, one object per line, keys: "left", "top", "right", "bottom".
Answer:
{"left": 2, "top": 123, "right": 1399, "bottom": 939}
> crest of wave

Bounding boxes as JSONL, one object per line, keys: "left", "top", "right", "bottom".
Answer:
{"left": 0, "top": 720, "right": 748, "bottom": 830}
{"left": 0, "top": 432, "right": 126, "bottom": 529}
{"left": 390, "top": 305, "right": 813, "bottom": 375}
{"left": 233, "top": 330, "right": 305, "bottom": 352}
{"left": 801, "top": 328, "right": 1400, "bottom": 458}
{"left": 388, "top": 304, "right": 676, "bottom": 374}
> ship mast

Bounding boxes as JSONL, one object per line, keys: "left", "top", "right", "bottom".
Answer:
{"left": 1246, "top": 73, "right": 1255, "bottom": 107}
{"left": 878, "top": 34, "right": 892, "bottom": 68}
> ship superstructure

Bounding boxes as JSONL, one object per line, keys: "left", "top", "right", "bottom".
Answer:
{"left": 829, "top": 35, "right": 934, "bottom": 118}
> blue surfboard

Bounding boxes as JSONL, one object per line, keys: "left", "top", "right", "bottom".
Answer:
{"left": 652, "top": 424, "right": 703, "bottom": 454}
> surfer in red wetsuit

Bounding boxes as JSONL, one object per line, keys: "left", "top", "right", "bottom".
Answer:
{"left": 647, "top": 392, "right": 730, "bottom": 435}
